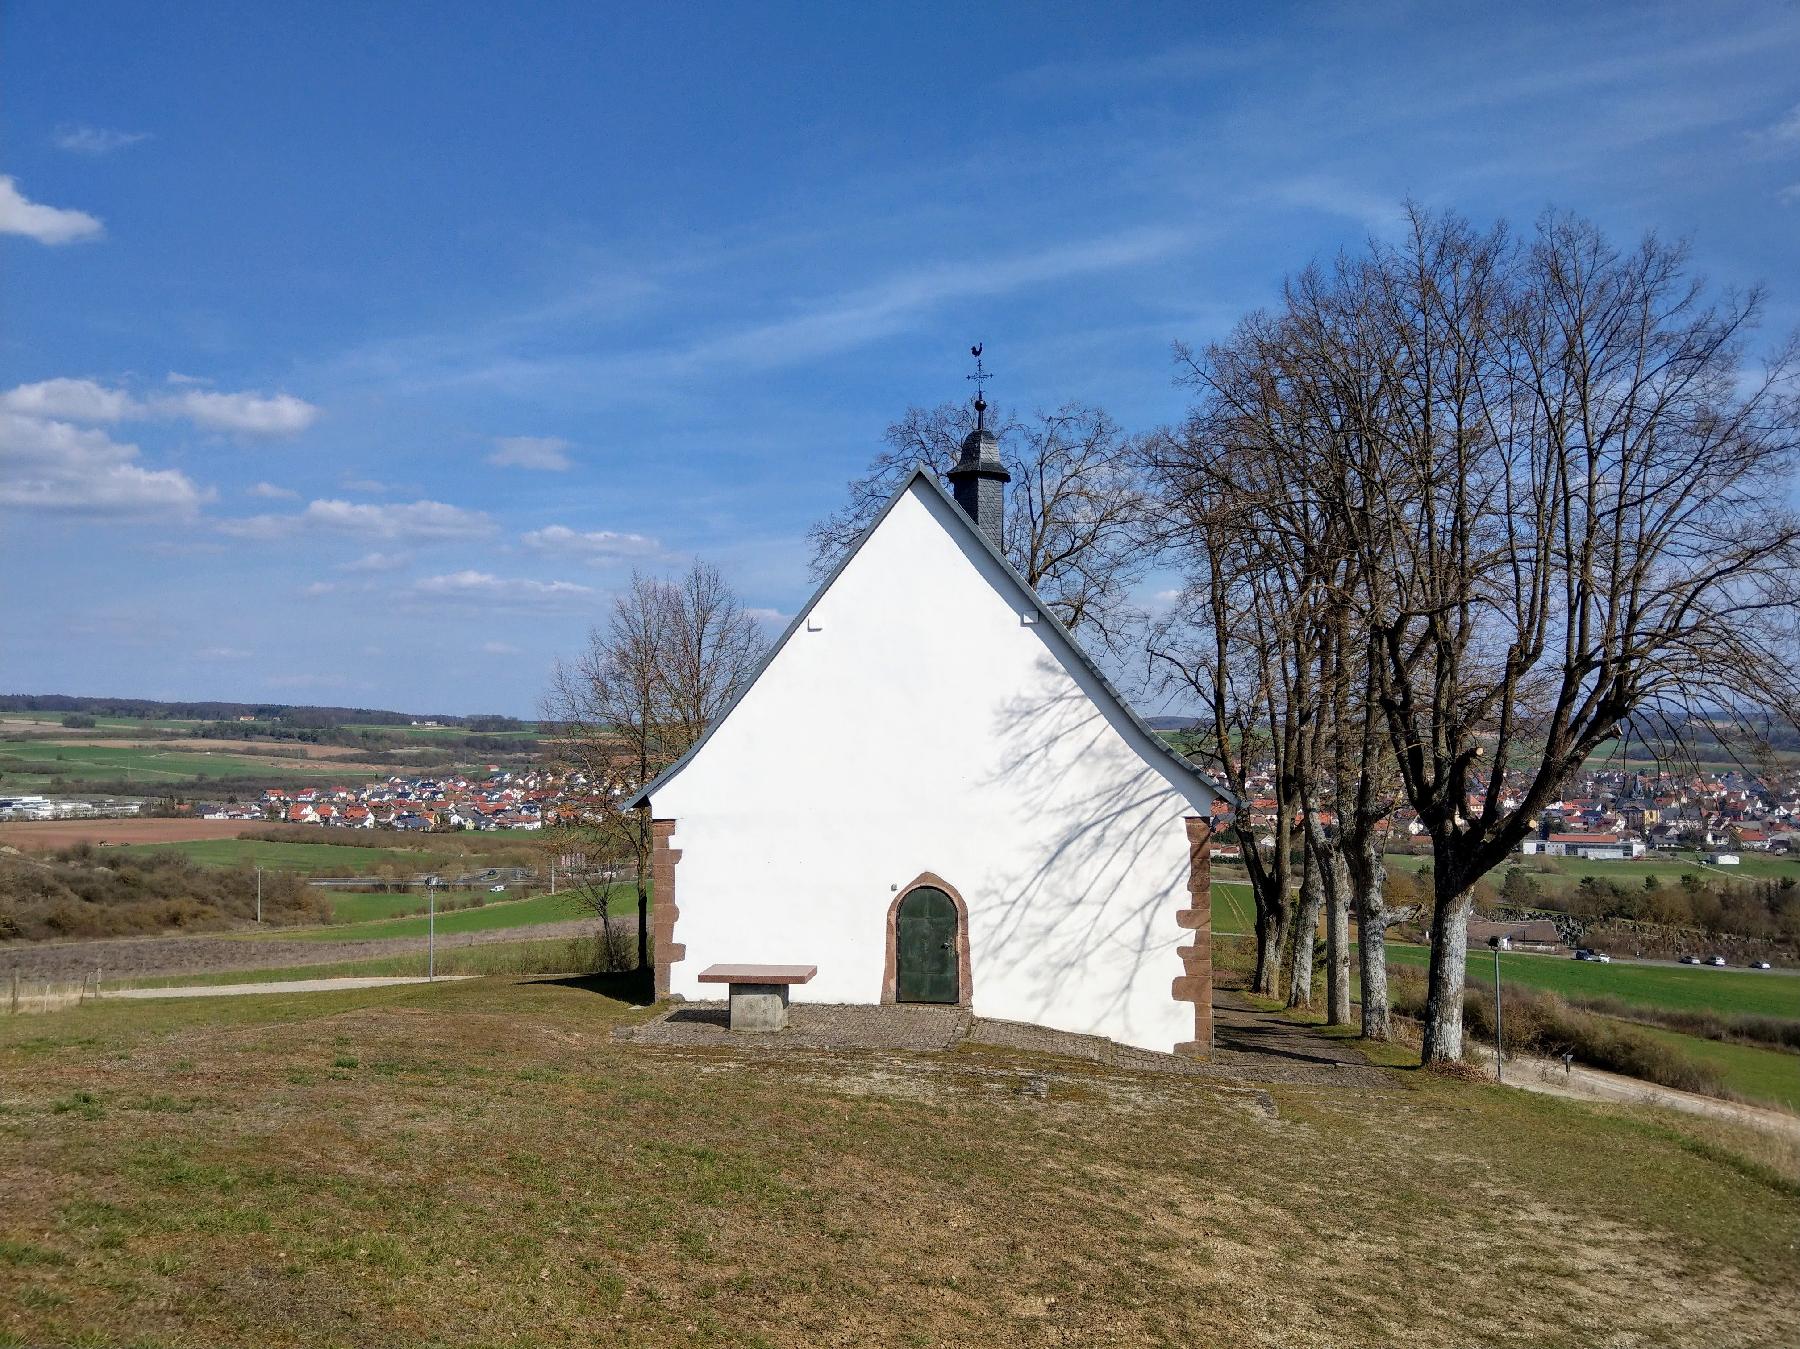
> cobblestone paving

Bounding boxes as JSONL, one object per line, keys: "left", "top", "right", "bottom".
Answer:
{"left": 616, "top": 990, "right": 1393, "bottom": 1089}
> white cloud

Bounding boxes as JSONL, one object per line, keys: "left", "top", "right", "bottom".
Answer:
{"left": 481, "top": 640, "right": 521, "bottom": 655}
{"left": 340, "top": 476, "right": 397, "bottom": 494}
{"left": 413, "top": 571, "right": 594, "bottom": 605}
{"left": 0, "top": 378, "right": 142, "bottom": 422}
{"left": 301, "top": 581, "right": 338, "bottom": 596}
{"left": 0, "top": 175, "right": 103, "bottom": 245}
{"left": 0, "top": 411, "right": 209, "bottom": 518}
{"left": 248, "top": 481, "right": 298, "bottom": 499}
{"left": 0, "top": 378, "right": 320, "bottom": 439}
{"left": 53, "top": 125, "right": 152, "bottom": 156}
{"left": 522, "top": 523, "right": 661, "bottom": 561}
{"left": 744, "top": 607, "right": 788, "bottom": 623}
{"left": 196, "top": 646, "right": 253, "bottom": 660}
{"left": 488, "top": 435, "right": 574, "bottom": 471}
{"left": 161, "top": 388, "right": 319, "bottom": 437}
{"left": 1779, "top": 183, "right": 1800, "bottom": 206}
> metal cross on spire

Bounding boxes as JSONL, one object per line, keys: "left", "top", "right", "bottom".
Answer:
{"left": 966, "top": 342, "right": 992, "bottom": 428}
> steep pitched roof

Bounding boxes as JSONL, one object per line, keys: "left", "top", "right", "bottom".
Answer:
{"left": 629, "top": 465, "right": 1231, "bottom": 811}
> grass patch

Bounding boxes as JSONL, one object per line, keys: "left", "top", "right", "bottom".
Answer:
{"left": 112, "top": 837, "right": 434, "bottom": 872}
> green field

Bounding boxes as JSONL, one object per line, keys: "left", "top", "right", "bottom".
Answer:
{"left": 327, "top": 891, "right": 440, "bottom": 923}
{"left": 113, "top": 838, "right": 436, "bottom": 872}
{"left": 1382, "top": 944, "right": 1800, "bottom": 1020}
{"left": 1621, "top": 1023, "right": 1800, "bottom": 1111}
{"left": 1213, "top": 881, "right": 1255, "bottom": 933}
{"left": 0, "top": 741, "right": 372, "bottom": 789}
{"left": 255, "top": 887, "right": 627, "bottom": 943}
{"left": 1383, "top": 848, "right": 1800, "bottom": 891}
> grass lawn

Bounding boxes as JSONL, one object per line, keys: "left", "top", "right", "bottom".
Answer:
{"left": 1, "top": 978, "right": 1795, "bottom": 1347}
{"left": 1380, "top": 944, "right": 1800, "bottom": 1020}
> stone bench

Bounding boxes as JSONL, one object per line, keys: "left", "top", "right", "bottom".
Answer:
{"left": 696, "top": 963, "right": 817, "bottom": 1032}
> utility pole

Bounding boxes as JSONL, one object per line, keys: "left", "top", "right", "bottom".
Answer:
{"left": 1492, "top": 944, "right": 1504, "bottom": 1084}
{"left": 256, "top": 867, "right": 263, "bottom": 924}
{"left": 549, "top": 860, "right": 556, "bottom": 895}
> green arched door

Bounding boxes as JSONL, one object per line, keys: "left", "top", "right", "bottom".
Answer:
{"left": 896, "top": 886, "right": 959, "bottom": 1004}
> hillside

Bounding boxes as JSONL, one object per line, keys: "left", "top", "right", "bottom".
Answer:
{"left": 2, "top": 977, "right": 1795, "bottom": 1348}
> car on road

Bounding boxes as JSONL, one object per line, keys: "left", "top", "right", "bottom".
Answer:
{"left": 1574, "top": 949, "right": 1611, "bottom": 962}
{"left": 1751, "top": 960, "right": 1773, "bottom": 970}
{"left": 1708, "top": 955, "right": 1727, "bottom": 967}
{"left": 488, "top": 884, "right": 506, "bottom": 893}
{"left": 1680, "top": 955, "right": 1702, "bottom": 965}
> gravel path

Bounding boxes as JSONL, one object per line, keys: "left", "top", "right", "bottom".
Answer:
{"left": 1, "top": 917, "right": 604, "bottom": 982}
{"left": 111, "top": 975, "right": 478, "bottom": 1000}
{"left": 1498, "top": 1048, "right": 1800, "bottom": 1141}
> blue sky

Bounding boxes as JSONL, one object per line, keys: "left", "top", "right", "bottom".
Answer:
{"left": 4, "top": 2, "right": 1799, "bottom": 717}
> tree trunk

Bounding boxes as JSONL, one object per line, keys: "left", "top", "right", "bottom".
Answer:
{"left": 1347, "top": 833, "right": 1394, "bottom": 1040}
{"left": 1253, "top": 899, "right": 1277, "bottom": 996}
{"left": 1324, "top": 839, "right": 1351, "bottom": 1025}
{"left": 1287, "top": 846, "right": 1321, "bottom": 1009}
{"left": 1258, "top": 893, "right": 1291, "bottom": 999}
{"left": 1420, "top": 877, "right": 1477, "bottom": 1064}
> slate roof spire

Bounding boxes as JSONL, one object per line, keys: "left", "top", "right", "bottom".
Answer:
{"left": 947, "top": 343, "right": 1010, "bottom": 548}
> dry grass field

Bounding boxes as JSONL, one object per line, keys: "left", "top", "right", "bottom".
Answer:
{"left": 2, "top": 978, "right": 1797, "bottom": 1348}
{"left": 0, "top": 818, "right": 257, "bottom": 850}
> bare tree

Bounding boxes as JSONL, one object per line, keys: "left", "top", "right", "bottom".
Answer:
{"left": 1340, "top": 207, "right": 1800, "bottom": 1061}
{"left": 810, "top": 400, "right": 1155, "bottom": 651}
{"left": 542, "top": 563, "right": 766, "bottom": 972}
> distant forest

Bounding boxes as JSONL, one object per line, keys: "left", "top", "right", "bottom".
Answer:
{"left": 0, "top": 694, "right": 530, "bottom": 735}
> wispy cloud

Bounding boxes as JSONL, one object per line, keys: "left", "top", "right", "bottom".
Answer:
{"left": 412, "top": 571, "right": 594, "bottom": 607}
{"left": 248, "top": 481, "right": 298, "bottom": 500}
{"left": 53, "top": 124, "right": 152, "bottom": 156}
{"left": 488, "top": 435, "right": 574, "bottom": 471}
{"left": 337, "top": 550, "right": 412, "bottom": 572}
{"left": 221, "top": 499, "right": 495, "bottom": 541}
{"left": 0, "top": 175, "right": 103, "bottom": 245}
{"left": 196, "top": 645, "right": 253, "bottom": 660}
{"left": 521, "top": 523, "right": 661, "bottom": 562}
{"left": 480, "top": 640, "right": 521, "bottom": 655}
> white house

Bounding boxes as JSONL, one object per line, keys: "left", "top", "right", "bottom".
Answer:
{"left": 631, "top": 412, "right": 1225, "bottom": 1055}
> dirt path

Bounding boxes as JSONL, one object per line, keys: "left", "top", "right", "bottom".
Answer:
{"left": 1, "top": 918, "right": 603, "bottom": 982}
{"left": 1499, "top": 1048, "right": 1800, "bottom": 1141}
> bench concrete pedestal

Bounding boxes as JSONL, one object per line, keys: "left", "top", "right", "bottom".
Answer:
{"left": 696, "top": 963, "right": 817, "bottom": 1033}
